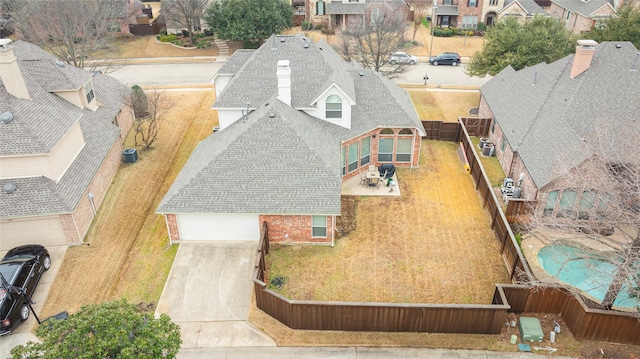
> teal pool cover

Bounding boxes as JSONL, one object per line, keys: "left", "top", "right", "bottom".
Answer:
{"left": 537, "top": 243, "right": 639, "bottom": 309}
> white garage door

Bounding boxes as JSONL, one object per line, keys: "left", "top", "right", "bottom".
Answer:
{"left": 0, "top": 216, "right": 66, "bottom": 251}
{"left": 177, "top": 213, "right": 260, "bottom": 241}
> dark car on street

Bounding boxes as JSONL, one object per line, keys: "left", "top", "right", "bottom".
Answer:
{"left": 429, "top": 52, "right": 462, "bottom": 66}
{"left": 0, "top": 245, "right": 50, "bottom": 336}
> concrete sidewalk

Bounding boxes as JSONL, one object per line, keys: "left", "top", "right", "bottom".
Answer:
{"left": 177, "top": 346, "right": 574, "bottom": 358}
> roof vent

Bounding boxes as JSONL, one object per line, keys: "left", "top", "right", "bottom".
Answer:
{"left": 631, "top": 52, "right": 639, "bottom": 72}
{"left": 269, "top": 112, "right": 276, "bottom": 118}
{"left": 0, "top": 111, "right": 14, "bottom": 124}
{"left": 55, "top": 60, "right": 66, "bottom": 67}
{"left": 616, "top": 43, "right": 622, "bottom": 49}
{"left": 2, "top": 182, "right": 16, "bottom": 194}
{"left": 280, "top": 37, "right": 285, "bottom": 43}
{"left": 359, "top": 71, "right": 364, "bottom": 77}
{"left": 303, "top": 43, "right": 309, "bottom": 48}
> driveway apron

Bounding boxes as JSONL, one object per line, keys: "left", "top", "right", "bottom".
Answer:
{"left": 156, "top": 241, "right": 275, "bottom": 348}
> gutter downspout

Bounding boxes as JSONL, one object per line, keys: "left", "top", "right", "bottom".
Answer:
{"left": 332, "top": 215, "right": 335, "bottom": 247}
{"left": 71, "top": 214, "right": 83, "bottom": 245}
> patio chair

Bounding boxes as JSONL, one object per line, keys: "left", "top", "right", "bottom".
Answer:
{"left": 358, "top": 167, "right": 367, "bottom": 187}
{"left": 368, "top": 164, "right": 376, "bottom": 173}
{"left": 378, "top": 171, "right": 387, "bottom": 188}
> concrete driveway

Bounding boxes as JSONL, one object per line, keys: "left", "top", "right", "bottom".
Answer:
{"left": 155, "top": 241, "right": 275, "bottom": 348}
{"left": 0, "top": 245, "right": 67, "bottom": 358}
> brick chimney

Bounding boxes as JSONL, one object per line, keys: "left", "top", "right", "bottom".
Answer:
{"left": 276, "top": 60, "right": 291, "bottom": 106}
{"left": 570, "top": 39, "right": 598, "bottom": 79}
{"left": 0, "top": 39, "right": 31, "bottom": 100}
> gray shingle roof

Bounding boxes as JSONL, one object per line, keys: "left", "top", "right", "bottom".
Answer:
{"left": 503, "top": 0, "right": 549, "bottom": 15}
{"left": 435, "top": 5, "right": 458, "bottom": 16}
{"left": 157, "top": 98, "right": 342, "bottom": 215}
{"left": 327, "top": 2, "right": 367, "bottom": 14}
{"left": 550, "top": 0, "right": 614, "bottom": 17}
{"left": 160, "top": 33, "right": 424, "bottom": 215}
{"left": 480, "top": 42, "right": 640, "bottom": 190}
{"left": 214, "top": 35, "right": 356, "bottom": 110}
{"left": 216, "top": 49, "right": 254, "bottom": 76}
{"left": 0, "top": 41, "right": 130, "bottom": 218}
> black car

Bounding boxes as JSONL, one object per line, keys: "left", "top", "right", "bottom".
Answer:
{"left": 429, "top": 52, "right": 461, "bottom": 66}
{"left": 0, "top": 245, "right": 50, "bottom": 336}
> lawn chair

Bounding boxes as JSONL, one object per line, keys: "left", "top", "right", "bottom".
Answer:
{"left": 358, "top": 167, "right": 367, "bottom": 187}
{"left": 378, "top": 170, "right": 387, "bottom": 188}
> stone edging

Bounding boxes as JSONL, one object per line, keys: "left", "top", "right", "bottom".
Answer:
{"left": 155, "top": 37, "right": 198, "bottom": 50}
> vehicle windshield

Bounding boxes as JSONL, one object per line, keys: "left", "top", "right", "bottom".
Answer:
{"left": 0, "top": 263, "right": 21, "bottom": 284}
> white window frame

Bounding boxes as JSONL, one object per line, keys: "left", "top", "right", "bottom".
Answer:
{"left": 84, "top": 81, "right": 95, "bottom": 104}
{"left": 378, "top": 137, "right": 394, "bottom": 162}
{"left": 396, "top": 137, "right": 413, "bottom": 162}
{"left": 348, "top": 142, "right": 359, "bottom": 172}
{"left": 312, "top": 215, "right": 327, "bottom": 237}
{"left": 360, "top": 136, "right": 371, "bottom": 166}
{"left": 326, "top": 94, "right": 342, "bottom": 118}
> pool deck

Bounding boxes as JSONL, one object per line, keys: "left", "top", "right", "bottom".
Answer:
{"left": 521, "top": 226, "right": 638, "bottom": 311}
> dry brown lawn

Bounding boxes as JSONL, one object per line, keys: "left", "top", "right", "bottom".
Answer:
{"left": 288, "top": 23, "right": 484, "bottom": 58}
{"left": 95, "top": 36, "right": 219, "bottom": 59}
{"left": 266, "top": 141, "right": 510, "bottom": 304}
{"left": 40, "top": 88, "right": 218, "bottom": 317}
{"left": 407, "top": 90, "right": 480, "bottom": 121}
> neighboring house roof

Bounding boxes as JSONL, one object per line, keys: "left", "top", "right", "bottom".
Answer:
{"left": 551, "top": 0, "right": 614, "bottom": 17}
{"left": 480, "top": 42, "right": 640, "bottom": 190}
{"left": 160, "top": 33, "right": 424, "bottom": 215}
{"left": 0, "top": 41, "right": 129, "bottom": 218}
{"left": 325, "top": 0, "right": 408, "bottom": 15}
{"left": 502, "top": 0, "right": 549, "bottom": 15}
{"left": 327, "top": 2, "right": 367, "bottom": 14}
{"left": 435, "top": 5, "right": 459, "bottom": 16}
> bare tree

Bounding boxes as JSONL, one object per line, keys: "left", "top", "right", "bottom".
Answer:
{"left": 410, "top": 1, "right": 430, "bottom": 42}
{"left": 129, "top": 88, "right": 171, "bottom": 150}
{"left": 524, "top": 118, "right": 640, "bottom": 313}
{"left": 162, "top": 0, "right": 209, "bottom": 45}
{"left": 11, "top": 0, "right": 141, "bottom": 71}
{"left": 337, "top": 8, "right": 410, "bottom": 79}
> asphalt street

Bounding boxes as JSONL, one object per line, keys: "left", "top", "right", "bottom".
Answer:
{"left": 105, "top": 56, "right": 492, "bottom": 88}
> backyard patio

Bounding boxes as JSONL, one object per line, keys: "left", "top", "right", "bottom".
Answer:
{"left": 265, "top": 140, "right": 511, "bottom": 304}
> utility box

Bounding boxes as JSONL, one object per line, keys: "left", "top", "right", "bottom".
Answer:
{"left": 518, "top": 317, "right": 544, "bottom": 342}
{"left": 123, "top": 148, "right": 138, "bottom": 163}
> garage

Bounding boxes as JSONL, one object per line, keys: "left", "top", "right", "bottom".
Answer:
{"left": 0, "top": 216, "right": 67, "bottom": 251}
{"left": 176, "top": 213, "right": 260, "bottom": 241}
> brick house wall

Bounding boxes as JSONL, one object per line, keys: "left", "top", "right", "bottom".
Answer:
{"left": 479, "top": 95, "right": 538, "bottom": 200}
{"left": 260, "top": 214, "right": 334, "bottom": 244}
{"left": 116, "top": 104, "right": 134, "bottom": 139}
{"left": 165, "top": 213, "right": 180, "bottom": 243}
{"left": 341, "top": 128, "right": 422, "bottom": 181}
{"left": 458, "top": 0, "right": 484, "bottom": 28}
{"left": 62, "top": 135, "right": 126, "bottom": 244}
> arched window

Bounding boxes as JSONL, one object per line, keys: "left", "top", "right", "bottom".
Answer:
{"left": 371, "top": 7, "right": 383, "bottom": 25}
{"left": 317, "top": 0, "right": 325, "bottom": 16}
{"left": 380, "top": 128, "right": 394, "bottom": 135}
{"left": 399, "top": 128, "right": 413, "bottom": 135}
{"left": 326, "top": 95, "right": 342, "bottom": 118}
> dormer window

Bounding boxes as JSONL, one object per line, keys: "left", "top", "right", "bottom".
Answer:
{"left": 84, "top": 81, "right": 95, "bottom": 104}
{"left": 326, "top": 95, "right": 342, "bottom": 118}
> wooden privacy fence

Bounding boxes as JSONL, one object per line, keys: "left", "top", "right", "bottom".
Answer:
{"left": 421, "top": 118, "right": 491, "bottom": 141}
{"left": 505, "top": 198, "right": 537, "bottom": 223}
{"left": 457, "top": 120, "right": 535, "bottom": 282}
{"left": 497, "top": 285, "right": 640, "bottom": 345}
{"left": 251, "top": 119, "right": 640, "bottom": 344}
